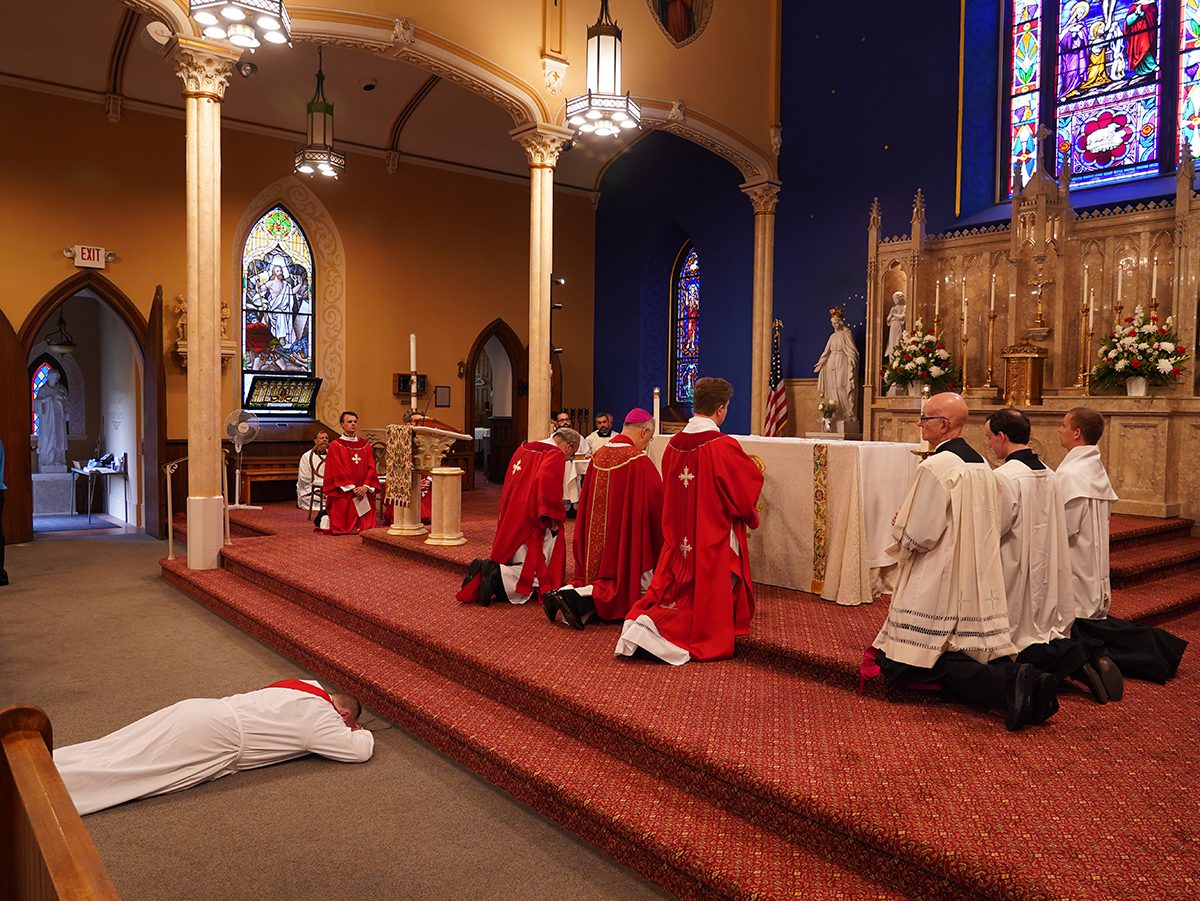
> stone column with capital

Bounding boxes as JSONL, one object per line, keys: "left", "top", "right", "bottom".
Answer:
{"left": 741, "top": 179, "right": 780, "bottom": 435}
{"left": 511, "top": 123, "right": 572, "bottom": 441}
{"left": 172, "top": 36, "right": 239, "bottom": 570}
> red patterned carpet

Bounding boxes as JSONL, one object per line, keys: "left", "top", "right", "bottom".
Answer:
{"left": 164, "top": 497, "right": 1200, "bottom": 900}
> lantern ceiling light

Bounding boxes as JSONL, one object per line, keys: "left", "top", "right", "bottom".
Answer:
{"left": 566, "top": 0, "right": 640, "bottom": 138}
{"left": 44, "top": 310, "right": 76, "bottom": 355}
{"left": 294, "top": 47, "right": 345, "bottom": 179}
{"left": 189, "top": 1, "right": 291, "bottom": 48}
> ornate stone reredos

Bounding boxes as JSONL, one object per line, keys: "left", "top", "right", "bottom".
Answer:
{"left": 911, "top": 189, "right": 926, "bottom": 224}
{"left": 741, "top": 179, "right": 780, "bottom": 215}
{"left": 868, "top": 197, "right": 881, "bottom": 231}
{"left": 1000, "top": 343, "right": 1049, "bottom": 357}
{"left": 169, "top": 36, "right": 239, "bottom": 100}
{"left": 510, "top": 123, "right": 572, "bottom": 168}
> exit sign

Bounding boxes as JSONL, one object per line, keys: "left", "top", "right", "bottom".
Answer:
{"left": 73, "top": 245, "right": 107, "bottom": 269}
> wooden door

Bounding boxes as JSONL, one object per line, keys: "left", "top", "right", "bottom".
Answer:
{"left": 0, "top": 308, "right": 33, "bottom": 544}
{"left": 142, "top": 287, "right": 167, "bottom": 538}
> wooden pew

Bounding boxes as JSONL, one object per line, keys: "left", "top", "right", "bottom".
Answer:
{"left": 0, "top": 705, "right": 119, "bottom": 900}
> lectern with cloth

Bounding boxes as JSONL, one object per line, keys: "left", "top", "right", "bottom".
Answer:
{"left": 381, "top": 417, "right": 471, "bottom": 545}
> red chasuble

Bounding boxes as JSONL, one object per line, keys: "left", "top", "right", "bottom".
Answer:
{"left": 625, "top": 430, "right": 763, "bottom": 661}
{"left": 458, "top": 440, "right": 568, "bottom": 602}
{"left": 322, "top": 436, "right": 382, "bottom": 535}
{"left": 571, "top": 435, "right": 665, "bottom": 620}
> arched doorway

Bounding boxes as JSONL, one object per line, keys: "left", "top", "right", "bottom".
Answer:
{"left": 463, "top": 319, "right": 526, "bottom": 484}
{"left": 13, "top": 271, "right": 164, "bottom": 539}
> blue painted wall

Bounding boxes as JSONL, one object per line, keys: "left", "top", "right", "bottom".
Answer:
{"left": 593, "top": 131, "right": 754, "bottom": 433}
{"left": 593, "top": 1, "right": 1002, "bottom": 412}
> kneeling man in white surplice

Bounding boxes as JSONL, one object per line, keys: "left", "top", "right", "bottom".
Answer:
{"left": 868, "top": 393, "right": 1057, "bottom": 731}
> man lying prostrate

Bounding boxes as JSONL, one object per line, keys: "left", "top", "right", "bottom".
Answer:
{"left": 543, "top": 409, "right": 663, "bottom": 630}
{"left": 459, "top": 427, "right": 582, "bottom": 605}
{"left": 985, "top": 407, "right": 1119, "bottom": 703}
{"left": 869, "top": 393, "right": 1057, "bottom": 731}
{"left": 1056, "top": 407, "right": 1188, "bottom": 683}
{"left": 54, "top": 679, "right": 373, "bottom": 815}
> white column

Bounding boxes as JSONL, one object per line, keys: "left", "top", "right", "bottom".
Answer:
{"left": 172, "top": 37, "right": 239, "bottom": 570}
{"left": 741, "top": 180, "right": 781, "bottom": 435}
{"left": 511, "top": 124, "right": 572, "bottom": 441}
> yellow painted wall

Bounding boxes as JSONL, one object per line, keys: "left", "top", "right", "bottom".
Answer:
{"left": 0, "top": 85, "right": 595, "bottom": 439}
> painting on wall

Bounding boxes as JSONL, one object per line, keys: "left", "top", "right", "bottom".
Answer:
{"left": 648, "top": 0, "right": 712, "bottom": 48}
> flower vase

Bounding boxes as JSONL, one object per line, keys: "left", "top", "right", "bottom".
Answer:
{"left": 907, "top": 382, "right": 923, "bottom": 398}
{"left": 1125, "top": 376, "right": 1148, "bottom": 397}
{"left": 821, "top": 417, "right": 834, "bottom": 433}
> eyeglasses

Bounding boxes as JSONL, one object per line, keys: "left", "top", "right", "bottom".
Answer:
{"left": 918, "top": 415, "right": 948, "bottom": 423}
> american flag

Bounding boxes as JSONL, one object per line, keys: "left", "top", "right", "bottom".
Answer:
{"left": 763, "top": 320, "right": 788, "bottom": 437}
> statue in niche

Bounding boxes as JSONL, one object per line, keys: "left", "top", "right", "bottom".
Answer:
{"left": 174, "top": 295, "right": 188, "bottom": 343}
{"left": 885, "top": 291, "right": 907, "bottom": 354}
{"left": 814, "top": 307, "right": 860, "bottom": 429}
{"left": 35, "top": 369, "right": 69, "bottom": 472}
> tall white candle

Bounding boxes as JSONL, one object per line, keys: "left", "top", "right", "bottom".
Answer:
{"left": 935, "top": 280, "right": 940, "bottom": 319}
{"left": 653, "top": 387, "right": 661, "bottom": 435}
{"left": 409, "top": 333, "right": 417, "bottom": 373}
{"left": 1117, "top": 266, "right": 1124, "bottom": 307}
{"left": 1088, "top": 287, "right": 1095, "bottom": 331}
{"left": 1082, "top": 263, "right": 1089, "bottom": 307}
{"left": 1151, "top": 252, "right": 1158, "bottom": 300}
{"left": 990, "top": 272, "right": 996, "bottom": 311}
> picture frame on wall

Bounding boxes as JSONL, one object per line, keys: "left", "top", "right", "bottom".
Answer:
{"left": 434, "top": 385, "right": 451, "bottom": 407}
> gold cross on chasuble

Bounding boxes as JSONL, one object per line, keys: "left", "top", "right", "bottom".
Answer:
{"left": 679, "top": 537, "right": 692, "bottom": 558}
{"left": 351, "top": 453, "right": 362, "bottom": 464}
{"left": 512, "top": 459, "right": 523, "bottom": 473}
{"left": 678, "top": 466, "right": 695, "bottom": 487}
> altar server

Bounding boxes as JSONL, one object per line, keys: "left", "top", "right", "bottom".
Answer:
{"left": 296, "top": 428, "right": 329, "bottom": 511}
{"left": 1056, "top": 407, "right": 1188, "bottom": 683}
{"left": 321, "top": 412, "right": 381, "bottom": 535}
{"left": 459, "top": 428, "right": 581, "bottom": 605}
{"left": 616, "top": 378, "right": 763, "bottom": 664}
{"left": 54, "top": 679, "right": 373, "bottom": 815}
{"left": 870, "top": 393, "right": 1057, "bottom": 731}
{"left": 543, "top": 409, "right": 664, "bottom": 629}
{"left": 985, "top": 408, "right": 1117, "bottom": 701}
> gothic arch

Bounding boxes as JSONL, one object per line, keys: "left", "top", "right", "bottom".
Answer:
{"left": 232, "top": 177, "right": 347, "bottom": 426}
{"left": 463, "top": 318, "right": 525, "bottom": 438}
{"left": 19, "top": 270, "right": 146, "bottom": 354}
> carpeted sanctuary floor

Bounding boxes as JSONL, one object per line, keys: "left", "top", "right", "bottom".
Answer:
{"left": 1, "top": 533, "right": 667, "bottom": 900}
{"left": 160, "top": 493, "right": 1200, "bottom": 900}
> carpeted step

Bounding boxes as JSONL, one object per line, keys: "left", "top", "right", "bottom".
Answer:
{"left": 1109, "top": 535, "right": 1200, "bottom": 587}
{"left": 188, "top": 538, "right": 1200, "bottom": 900}
{"left": 160, "top": 559, "right": 930, "bottom": 901}
{"left": 1110, "top": 567, "right": 1200, "bottom": 625}
{"left": 1109, "top": 514, "right": 1194, "bottom": 546}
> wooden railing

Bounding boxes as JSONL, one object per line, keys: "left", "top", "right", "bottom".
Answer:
{"left": 0, "top": 705, "right": 119, "bottom": 900}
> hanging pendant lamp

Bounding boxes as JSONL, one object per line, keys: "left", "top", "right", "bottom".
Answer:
{"left": 294, "top": 47, "right": 345, "bottom": 179}
{"left": 566, "top": 0, "right": 640, "bottom": 138}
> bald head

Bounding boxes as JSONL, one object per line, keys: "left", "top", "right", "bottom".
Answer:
{"left": 926, "top": 392, "right": 968, "bottom": 430}
{"left": 552, "top": 428, "right": 582, "bottom": 455}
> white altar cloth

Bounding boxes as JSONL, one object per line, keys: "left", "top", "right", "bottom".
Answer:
{"left": 648, "top": 435, "right": 919, "bottom": 606}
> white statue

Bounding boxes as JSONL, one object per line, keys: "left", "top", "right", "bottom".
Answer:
{"left": 885, "top": 291, "right": 907, "bottom": 354}
{"left": 814, "top": 308, "right": 860, "bottom": 428}
{"left": 35, "top": 369, "right": 69, "bottom": 472}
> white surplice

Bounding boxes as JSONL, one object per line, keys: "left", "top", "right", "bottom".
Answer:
{"left": 994, "top": 458, "right": 1075, "bottom": 650}
{"left": 296, "top": 449, "right": 325, "bottom": 509}
{"left": 873, "top": 448, "right": 1016, "bottom": 668}
{"left": 1055, "top": 445, "right": 1119, "bottom": 620}
{"left": 584, "top": 429, "right": 615, "bottom": 456}
{"left": 53, "top": 680, "right": 374, "bottom": 815}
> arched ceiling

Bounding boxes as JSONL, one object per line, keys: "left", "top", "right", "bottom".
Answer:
{"left": 0, "top": 0, "right": 654, "bottom": 191}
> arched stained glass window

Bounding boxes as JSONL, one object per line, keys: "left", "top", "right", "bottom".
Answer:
{"left": 30, "top": 362, "right": 53, "bottom": 437}
{"left": 241, "top": 206, "right": 316, "bottom": 405}
{"left": 1007, "top": 1, "right": 1174, "bottom": 194}
{"left": 670, "top": 243, "right": 700, "bottom": 405}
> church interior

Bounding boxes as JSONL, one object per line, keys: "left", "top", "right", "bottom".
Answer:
{"left": 3, "top": 1, "right": 1200, "bottom": 898}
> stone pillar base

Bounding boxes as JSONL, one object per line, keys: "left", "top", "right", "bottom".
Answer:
{"left": 186, "top": 495, "right": 226, "bottom": 570}
{"left": 33, "top": 472, "right": 75, "bottom": 515}
{"left": 426, "top": 467, "right": 466, "bottom": 546}
{"left": 388, "top": 473, "right": 427, "bottom": 536}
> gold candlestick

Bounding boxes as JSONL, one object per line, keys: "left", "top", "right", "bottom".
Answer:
{"left": 982, "top": 310, "right": 998, "bottom": 388}
{"left": 1084, "top": 324, "right": 1094, "bottom": 393}
{"left": 1113, "top": 301, "right": 1124, "bottom": 329}
{"left": 961, "top": 328, "right": 970, "bottom": 389}
{"left": 1074, "top": 303, "right": 1089, "bottom": 388}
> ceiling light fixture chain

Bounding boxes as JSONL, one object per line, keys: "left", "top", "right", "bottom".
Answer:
{"left": 294, "top": 46, "right": 346, "bottom": 179}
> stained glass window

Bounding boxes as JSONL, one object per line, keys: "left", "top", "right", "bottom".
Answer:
{"left": 30, "top": 361, "right": 53, "bottom": 436}
{"left": 670, "top": 244, "right": 700, "bottom": 405}
{"left": 241, "top": 206, "right": 315, "bottom": 405}
{"left": 1009, "top": 1, "right": 1170, "bottom": 193}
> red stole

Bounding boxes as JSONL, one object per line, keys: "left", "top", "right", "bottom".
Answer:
{"left": 571, "top": 435, "right": 664, "bottom": 619}
{"left": 266, "top": 678, "right": 334, "bottom": 707}
{"left": 625, "top": 430, "right": 763, "bottom": 661}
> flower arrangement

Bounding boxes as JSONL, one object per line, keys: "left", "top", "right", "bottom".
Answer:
{"left": 817, "top": 398, "right": 839, "bottom": 419}
{"left": 881, "top": 319, "right": 962, "bottom": 394}
{"left": 1090, "top": 305, "right": 1190, "bottom": 390}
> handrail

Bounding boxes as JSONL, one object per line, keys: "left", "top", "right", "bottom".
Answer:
{"left": 0, "top": 705, "right": 120, "bottom": 900}
{"left": 164, "top": 450, "right": 233, "bottom": 561}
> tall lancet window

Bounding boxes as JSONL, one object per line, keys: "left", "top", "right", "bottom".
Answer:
{"left": 670, "top": 242, "right": 701, "bottom": 406}
{"left": 1007, "top": 1, "right": 1168, "bottom": 194}
{"left": 240, "top": 206, "right": 316, "bottom": 405}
